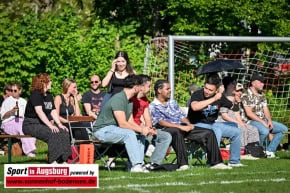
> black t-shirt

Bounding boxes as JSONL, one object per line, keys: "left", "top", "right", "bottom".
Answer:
{"left": 24, "top": 90, "right": 55, "bottom": 121}
{"left": 81, "top": 90, "right": 105, "bottom": 116}
{"left": 187, "top": 88, "right": 232, "bottom": 124}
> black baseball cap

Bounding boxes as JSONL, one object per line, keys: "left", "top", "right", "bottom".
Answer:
{"left": 251, "top": 73, "right": 265, "bottom": 83}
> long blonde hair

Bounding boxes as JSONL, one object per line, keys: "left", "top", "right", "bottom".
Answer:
{"left": 62, "top": 78, "right": 76, "bottom": 105}
{"left": 62, "top": 78, "right": 76, "bottom": 94}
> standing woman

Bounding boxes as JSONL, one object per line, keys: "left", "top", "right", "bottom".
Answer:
{"left": 1, "top": 82, "right": 36, "bottom": 157}
{"left": 22, "top": 73, "right": 71, "bottom": 164}
{"left": 101, "top": 51, "right": 135, "bottom": 166}
{"left": 54, "top": 78, "right": 89, "bottom": 140}
{"left": 101, "top": 51, "right": 135, "bottom": 107}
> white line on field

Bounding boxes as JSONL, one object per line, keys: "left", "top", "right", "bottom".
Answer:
{"left": 3, "top": 171, "right": 289, "bottom": 192}
{"left": 102, "top": 178, "right": 288, "bottom": 190}
{"left": 100, "top": 170, "right": 288, "bottom": 181}
{"left": 5, "top": 178, "right": 289, "bottom": 193}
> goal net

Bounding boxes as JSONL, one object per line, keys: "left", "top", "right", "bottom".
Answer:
{"left": 144, "top": 36, "right": 290, "bottom": 128}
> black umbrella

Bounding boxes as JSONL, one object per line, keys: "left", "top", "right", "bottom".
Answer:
{"left": 196, "top": 60, "right": 245, "bottom": 75}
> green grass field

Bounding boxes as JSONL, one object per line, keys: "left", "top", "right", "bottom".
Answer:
{"left": 1, "top": 140, "right": 290, "bottom": 193}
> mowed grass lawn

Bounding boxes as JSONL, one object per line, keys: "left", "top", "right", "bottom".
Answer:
{"left": 1, "top": 140, "right": 290, "bottom": 193}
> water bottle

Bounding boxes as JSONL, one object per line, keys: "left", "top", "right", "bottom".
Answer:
{"left": 15, "top": 101, "right": 19, "bottom": 122}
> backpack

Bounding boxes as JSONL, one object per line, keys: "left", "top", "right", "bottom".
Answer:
{"left": 245, "top": 142, "right": 266, "bottom": 158}
{"left": 150, "top": 164, "right": 179, "bottom": 172}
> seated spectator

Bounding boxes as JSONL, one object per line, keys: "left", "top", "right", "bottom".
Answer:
{"left": 22, "top": 73, "right": 71, "bottom": 164}
{"left": 54, "top": 78, "right": 89, "bottom": 140}
{"left": 186, "top": 84, "right": 200, "bottom": 107}
{"left": 150, "top": 79, "right": 232, "bottom": 171}
{"left": 187, "top": 73, "right": 244, "bottom": 167}
{"left": 83, "top": 75, "right": 124, "bottom": 167}
{"left": 0, "top": 82, "right": 36, "bottom": 157}
{"left": 0, "top": 82, "right": 12, "bottom": 112}
{"left": 241, "top": 73, "right": 288, "bottom": 158}
{"left": 218, "top": 76, "right": 260, "bottom": 158}
{"left": 93, "top": 75, "right": 152, "bottom": 173}
{"left": 131, "top": 75, "right": 172, "bottom": 170}
{"left": 82, "top": 75, "right": 105, "bottom": 120}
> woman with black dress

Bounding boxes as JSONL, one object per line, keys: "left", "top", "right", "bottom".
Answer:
{"left": 22, "top": 73, "right": 71, "bottom": 164}
{"left": 54, "top": 78, "right": 89, "bottom": 140}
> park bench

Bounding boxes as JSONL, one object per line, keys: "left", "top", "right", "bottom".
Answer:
{"left": 0, "top": 133, "right": 32, "bottom": 163}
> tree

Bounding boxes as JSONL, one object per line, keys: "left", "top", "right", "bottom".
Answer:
{"left": 164, "top": 0, "right": 290, "bottom": 36}
{"left": 0, "top": 4, "right": 147, "bottom": 98}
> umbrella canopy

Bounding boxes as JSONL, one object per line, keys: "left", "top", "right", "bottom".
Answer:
{"left": 196, "top": 60, "right": 245, "bottom": 75}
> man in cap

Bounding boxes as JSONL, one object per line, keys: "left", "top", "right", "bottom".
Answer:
{"left": 241, "top": 73, "right": 288, "bottom": 158}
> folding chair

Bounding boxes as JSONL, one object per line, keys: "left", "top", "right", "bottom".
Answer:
{"left": 67, "top": 116, "right": 127, "bottom": 171}
{"left": 168, "top": 138, "right": 206, "bottom": 166}
{"left": 185, "top": 139, "right": 206, "bottom": 165}
{"left": 66, "top": 116, "right": 112, "bottom": 167}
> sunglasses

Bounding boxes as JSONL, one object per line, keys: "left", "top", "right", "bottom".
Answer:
{"left": 90, "top": 81, "right": 100, "bottom": 84}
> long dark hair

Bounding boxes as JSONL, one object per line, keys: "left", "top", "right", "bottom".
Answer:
{"left": 114, "top": 51, "right": 134, "bottom": 74}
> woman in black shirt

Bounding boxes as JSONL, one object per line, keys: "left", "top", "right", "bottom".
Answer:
{"left": 23, "top": 73, "right": 71, "bottom": 164}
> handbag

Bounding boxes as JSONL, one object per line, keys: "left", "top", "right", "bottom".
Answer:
{"left": 245, "top": 143, "right": 266, "bottom": 158}
{"left": 12, "top": 142, "right": 23, "bottom": 156}
{"left": 67, "top": 145, "right": 79, "bottom": 163}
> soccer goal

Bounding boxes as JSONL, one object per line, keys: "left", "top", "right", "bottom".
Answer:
{"left": 144, "top": 36, "right": 290, "bottom": 127}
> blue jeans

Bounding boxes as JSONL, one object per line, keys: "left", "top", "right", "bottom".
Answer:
{"left": 249, "top": 121, "right": 287, "bottom": 152}
{"left": 93, "top": 125, "right": 145, "bottom": 166}
{"left": 194, "top": 122, "right": 241, "bottom": 164}
{"left": 149, "top": 130, "right": 172, "bottom": 165}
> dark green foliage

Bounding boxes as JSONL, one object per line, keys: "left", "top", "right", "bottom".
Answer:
{"left": 0, "top": 4, "right": 147, "bottom": 98}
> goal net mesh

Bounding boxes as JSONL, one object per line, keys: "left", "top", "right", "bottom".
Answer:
{"left": 144, "top": 37, "right": 290, "bottom": 127}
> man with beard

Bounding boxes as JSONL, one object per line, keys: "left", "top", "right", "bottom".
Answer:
{"left": 93, "top": 75, "right": 153, "bottom": 172}
{"left": 82, "top": 75, "right": 105, "bottom": 120}
{"left": 131, "top": 75, "right": 172, "bottom": 171}
{"left": 241, "top": 73, "right": 287, "bottom": 158}
{"left": 150, "top": 79, "right": 232, "bottom": 171}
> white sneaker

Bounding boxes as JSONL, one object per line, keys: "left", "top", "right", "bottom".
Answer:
{"left": 210, "top": 163, "right": 232, "bottom": 169}
{"left": 228, "top": 163, "right": 246, "bottom": 167}
{"left": 130, "top": 164, "right": 149, "bottom": 173}
{"left": 50, "top": 161, "right": 58, "bottom": 164}
{"left": 241, "top": 154, "right": 259, "bottom": 160}
{"left": 176, "top": 165, "right": 190, "bottom": 171}
{"left": 265, "top": 151, "right": 275, "bottom": 158}
{"left": 27, "top": 153, "right": 36, "bottom": 157}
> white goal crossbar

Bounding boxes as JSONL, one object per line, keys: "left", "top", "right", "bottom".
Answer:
{"left": 168, "top": 35, "right": 290, "bottom": 99}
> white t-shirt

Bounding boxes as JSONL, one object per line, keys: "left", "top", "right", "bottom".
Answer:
{"left": 0, "top": 96, "right": 27, "bottom": 123}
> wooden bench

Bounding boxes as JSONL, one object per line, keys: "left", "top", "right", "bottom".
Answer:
{"left": 0, "top": 134, "right": 33, "bottom": 163}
